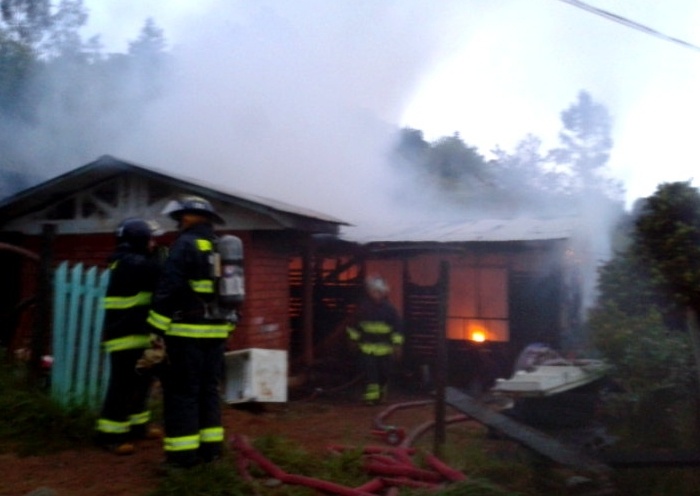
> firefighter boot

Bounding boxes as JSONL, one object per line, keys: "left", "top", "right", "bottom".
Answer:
{"left": 103, "top": 442, "right": 136, "bottom": 456}
{"left": 132, "top": 423, "right": 164, "bottom": 441}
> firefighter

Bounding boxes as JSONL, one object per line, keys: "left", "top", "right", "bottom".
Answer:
{"left": 96, "top": 217, "right": 163, "bottom": 455}
{"left": 346, "top": 274, "right": 404, "bottom": 405}
{"left": 146, "top": 195, "right": 235, "bottom": 469}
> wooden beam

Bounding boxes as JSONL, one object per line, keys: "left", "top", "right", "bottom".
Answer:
{"left": 445, "top": 387, "right": 611, "bottom": 478}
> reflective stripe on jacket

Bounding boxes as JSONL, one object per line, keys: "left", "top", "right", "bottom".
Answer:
{"left": 346, "top": 297, "right": 404, "bottom": 356}
{"left": 101, "top": 247, "right": 161, "bottom": 347}
{"left": 148, "top": 223, "right": 234, "bottom": 339}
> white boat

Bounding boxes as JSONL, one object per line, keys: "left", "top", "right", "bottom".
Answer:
{"left": 491, "top": 359, "right": 610, "bottom": 397}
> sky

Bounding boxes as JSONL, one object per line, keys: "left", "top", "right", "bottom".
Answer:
{"left": 76, "top": 0, "right": 700, "bottom": 217}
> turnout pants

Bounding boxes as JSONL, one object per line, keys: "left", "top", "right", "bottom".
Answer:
{"left": 161, "top": 336, "right": 226, "bottom": 467}
{"left": 96, "top": 348, "right": 153, "bottom": 445}
{"left": 361, "top": 353, "right": 392, "bottom": 403}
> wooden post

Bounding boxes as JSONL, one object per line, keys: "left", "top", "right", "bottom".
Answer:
{"left": 433, "top": 260, "right": 450, "bottom": 455}
{"left": 302, "top": 235, "right": 315, "bottom": 368}
{"left": 29, "top": 223, "right": 55, "bottom": 386}
{"left": 688, "top": 309, "right": 700, "bottom": 390}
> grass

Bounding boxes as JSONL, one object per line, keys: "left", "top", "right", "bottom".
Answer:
{"left": 0, "top": 355, "right": 96, "bottom": 455}
{"left": 147, "top": 459, "right": 251, "bottom": 496}
{"left": 4, "top": 352, "right": 700, "bottom": 495}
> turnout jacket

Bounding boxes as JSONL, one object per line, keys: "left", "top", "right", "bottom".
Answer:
{"left": 102, "top": 245, "right": 161, "bottom": 353}
{"left": 147, "top": 223, "right": 234, "bottom": 339}
{"left": 346, "top": 297, "right": 404, "bottom": 356}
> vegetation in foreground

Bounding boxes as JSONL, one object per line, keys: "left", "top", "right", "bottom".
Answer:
{"left": 0, "top": 354, "right": 96, "bottom": 455}
{"left": 4, "top": 348, "right": 700, "bottom": 495}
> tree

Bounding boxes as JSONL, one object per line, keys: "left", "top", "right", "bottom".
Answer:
{"left": 0, "top": 0, "right": 87, "bottom": 57}
{"left": 549, "top": 90, "right": 623, "bottom": 201}
{"left": 427, "top": 133, "right": 489, "bottom": 184}
{"left": 634, "top": 182, "right": 700, "bottom": 309}
{"left": 0, "top": 30, "right": 34, "bottom": 120}
{"left": 633, "top": 182, "right": 700, "bottom": 393}
{"left": 0, "top": 3, "right": 172, "bottom": 186}
{"left": 587, "top": 182, "right": 700, "bottom": 446}
{"left": 125, "top": 17, "right": 168, "bottom": 99}
{"left": 128, "top": 17, "right": 166, "bottom": 58}
{"left": 490, "top": 134, "right": 573, "bottom": 214}
{"left": 40, "top": 0, "right": 87, "bottom": 59}
{"left": 392, "top": 128, "right": 499, "bottom": 212}
{"left": 0, "top": 0, "right": 51, "bottom": 46}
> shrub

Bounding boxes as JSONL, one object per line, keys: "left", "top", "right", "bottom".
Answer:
{"left": 0, "top": 353, "right": 96, "bottom": 455}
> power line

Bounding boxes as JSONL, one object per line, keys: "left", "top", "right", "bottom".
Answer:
{"left": 557, "top": 0, "right": 700, "bottom": 53}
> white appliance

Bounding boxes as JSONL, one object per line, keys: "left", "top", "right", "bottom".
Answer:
{"left": 223, "top": 348, "right": 288, "bottom": 403}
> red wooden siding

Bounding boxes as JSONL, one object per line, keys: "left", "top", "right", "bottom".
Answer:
{"left": 226, "top": 231, "right": 292, "bottom": 352}
{"left": 11, "top": 230, "right": 296, "bottom": 355}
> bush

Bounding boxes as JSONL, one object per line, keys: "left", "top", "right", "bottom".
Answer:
{"left": 0, "top": 353, "right": 97, "bottom": 455}
{"left": 588, "top": 306, "right": 697, "bottom": 448}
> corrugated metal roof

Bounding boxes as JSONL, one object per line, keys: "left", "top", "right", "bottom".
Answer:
{"left": 339, "top": 217, "right": 578, "bottom": 244}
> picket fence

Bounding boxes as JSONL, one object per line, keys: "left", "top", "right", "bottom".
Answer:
{"left": 51, "top": 261, "right": 111, "bottom": 409}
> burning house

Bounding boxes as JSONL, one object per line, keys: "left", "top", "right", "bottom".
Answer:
{"left": 0, "top": 154, "right": 587, "bottom": 395}
{"left": 295, "top": 217, "right": 586, "bottom": 393}
{"left": 0, "top": 155, "right": 346, "bottom": 356}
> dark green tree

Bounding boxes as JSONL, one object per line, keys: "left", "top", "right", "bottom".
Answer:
{"left": 634, "top": 182, "right": 700, "bottom": 309}
{"left": 392, "top": 128, "right": 497, "bottom": 211}
{"left": 428, "top": 133, "right": 489, "bottom": 185}
{"left": 588, "top": 182, "right": 700, "bottom": 446}
{"left": 633, "top": 182, "right": 700, "bottom": 391}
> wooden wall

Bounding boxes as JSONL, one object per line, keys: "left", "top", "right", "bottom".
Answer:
{"left": 9, "top": 229, "right": 298, "bottom": 354}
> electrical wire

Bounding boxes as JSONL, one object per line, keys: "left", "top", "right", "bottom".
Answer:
{"left": 557, "top": 0, "right": 700, "bottom": 53}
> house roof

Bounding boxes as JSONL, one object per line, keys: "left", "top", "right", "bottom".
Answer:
{"left": 339, "top": 217, "right": 578, "bottom": 245}
{"left": 0, "top": 155, "right": 348, "bottom": 234}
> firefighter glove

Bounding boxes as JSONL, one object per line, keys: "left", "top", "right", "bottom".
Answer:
{"left": 136, "top": 334, "right": 167, "bottom": 371}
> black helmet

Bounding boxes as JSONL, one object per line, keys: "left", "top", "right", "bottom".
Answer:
{"left": 161, "top": 195, "right": 224, "bottom": 224}
{"left": 116, "top": 218, "right": 160, "bottom": 251}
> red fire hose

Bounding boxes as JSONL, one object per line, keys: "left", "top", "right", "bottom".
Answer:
{"left": 230, "top": 400, "right": 474, "bottom": 494}
{"left": 231, "top": 434, "right": 377, "bottom": 496}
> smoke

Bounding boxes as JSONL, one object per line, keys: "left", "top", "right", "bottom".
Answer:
{"left": 90, "top": 1, "right": 468, "bottom": 225}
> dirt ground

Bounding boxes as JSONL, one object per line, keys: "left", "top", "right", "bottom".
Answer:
{"left": 0, "top": 388, "right": 469, "bottom": 496}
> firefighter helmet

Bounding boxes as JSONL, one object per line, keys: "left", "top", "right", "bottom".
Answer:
{"left": 116, "top": 217, "right": 161, "bottom": 251}
{"left": 365, "top": 274, "right": 389, "bottom": 295}
{"left": 161, "top": 195, "right": 224, "bottom": 224}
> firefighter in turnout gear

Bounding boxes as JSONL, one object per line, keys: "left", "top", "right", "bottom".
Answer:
{"left": 96, "top": 218, "right": 163, "bottom": 455}
{"left": 347, "top": 274, "right": 404, "bottom": 405}
{"left": 147, "top": 195, "right": 237, "bottom": 469}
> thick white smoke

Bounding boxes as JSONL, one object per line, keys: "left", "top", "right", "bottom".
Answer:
{"left": 104, "top": 1, "right": 468, "bottom": 225}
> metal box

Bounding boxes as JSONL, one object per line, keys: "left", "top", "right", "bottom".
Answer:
{"left": 223, "top": 348, "right": 288, "bottom": 403}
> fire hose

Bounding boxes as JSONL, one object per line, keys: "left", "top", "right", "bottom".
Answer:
{"left": 230, "top": 400, "right": 474, "bottom": 494}
{"left": 370, "top": 399, "right": 432, "bottom": 446}
{"left": 232, "top": 435, "right": 468, "bottom": 495}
